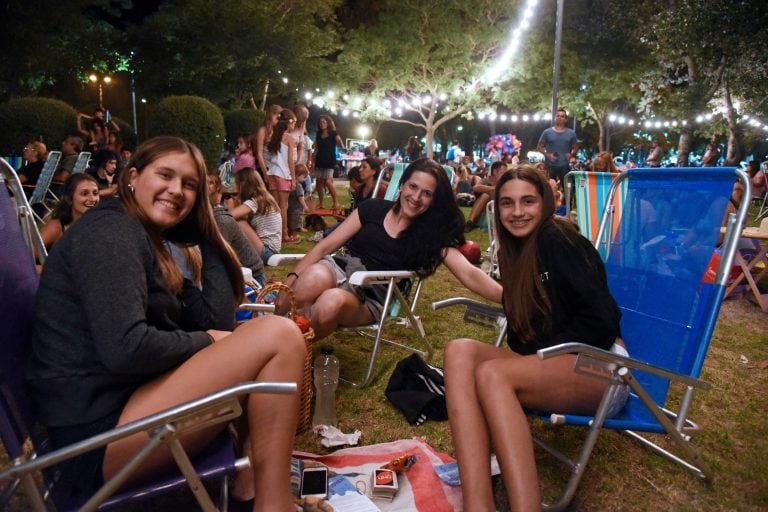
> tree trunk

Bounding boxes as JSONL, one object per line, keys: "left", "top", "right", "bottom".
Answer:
{"left": 723, "top": 82, "right": 744, "bottom": 165}
{"left": 676, "top": 126, "right": 693, "bottom": 166}
{"left": 597, "top": 119, "right": 606, "bottom": 152}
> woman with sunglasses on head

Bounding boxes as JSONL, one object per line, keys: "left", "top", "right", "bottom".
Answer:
{"left": 284, "top": 158, "right": 502, "bottom": 341}
{"left": 444, "top": 164, "right": 626, "bottom": 512}
{"left": 27, "top": 136, "right": 305, "bottom": 511}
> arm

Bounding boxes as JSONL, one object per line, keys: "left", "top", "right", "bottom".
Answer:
{"left": 286, "top": 136, "right": 296, "bottom": 190}
{"left": 568, "top": 141, "right": 579, "bottom": 160}
{"left": 472, "top": 182, "right": 495, "bottom": 195}
{"left": 310, "top": 139, "right": 318, "bottom": 169}
{"left": 40, "top": 218, "right": 63, "bottom": 250}
{"left": 237, "top": 219, "right": 265, "bottom": 254}
{"left": 442, "top": 247, "right": 503, "bottom": 303}
{"left": 177, "top": 241, "right": 237, "bottom": 331}
{"left": 230, "top": 203, "right": 253, "bottom": 221}
{"left": 335, "top": 134, "right": 346, "bottom": 152}
{"left": 256, "top": 127, "right": 268, "bottom": 172}
{"left": 76, "top": 113, "right": 90, "bottom": 137}
{"left": 285, "top": 209, "right": 363, "bottom": 283}
{"left": 70, "top": 214, "right": 211, "bottom": 374}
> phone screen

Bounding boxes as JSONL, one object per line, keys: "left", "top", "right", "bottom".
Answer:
{"left": 300, "top": 468, "right": 328, "bottom": 497}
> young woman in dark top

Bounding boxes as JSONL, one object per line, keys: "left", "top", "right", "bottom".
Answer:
{"left": 284, "top": 158, "right": 502, "bottom": 340}
{"left": 40, "top": 173, "right": 100, "bottom": 249}
{"left": 444, "top": 164, "right": 626, "bottom": 512}
{"left": 311, "top": 114, "right": 345, "bottom": 209}
{"left": 27, "top": 136, "right": 305, "bottom": 510}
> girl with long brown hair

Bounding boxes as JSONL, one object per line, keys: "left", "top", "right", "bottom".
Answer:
{"left": 444, "top": 164, "right": 626, "bottom": 511}
{"left": 27, "top": 136, "right": 305, "bottom": 510}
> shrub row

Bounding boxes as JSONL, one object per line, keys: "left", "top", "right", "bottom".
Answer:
{"left": 0, "top": 96, "right": 263, "bottom": 172}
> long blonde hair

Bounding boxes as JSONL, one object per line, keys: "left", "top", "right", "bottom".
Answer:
{"left": 119, "top": 136, "right": 244, "bottom": 300}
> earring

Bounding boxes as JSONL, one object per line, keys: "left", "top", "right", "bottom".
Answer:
{"left": 128, "top": 183, "right": 135, "bottom": 194}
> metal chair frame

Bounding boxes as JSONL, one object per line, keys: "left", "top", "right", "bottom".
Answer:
{"left": 0, "top": 161, "right": 296, "bottom": 511}
{"left": 27, "top": 151, "right": 62, "bottom": 222}
{"left": 432, "top": 167, "right": 751, "bottom": 511}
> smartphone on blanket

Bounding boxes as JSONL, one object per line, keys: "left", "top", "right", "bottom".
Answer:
{"left": 300, "top": 466, "right": 328, "bottom": 499}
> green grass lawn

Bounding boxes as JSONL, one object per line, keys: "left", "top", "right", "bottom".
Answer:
{"left": 3, "top": 181, "right": 767, "bottom": 511}
{"left": 280, "top": 183, "right": 768, "bottom": 511}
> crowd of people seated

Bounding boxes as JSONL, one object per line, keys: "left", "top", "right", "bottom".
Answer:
{"left": 11, "top": 122, "right": 766, "bottom": 511}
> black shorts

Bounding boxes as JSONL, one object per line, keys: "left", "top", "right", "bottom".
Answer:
{"left": 47, "top": 409, "right": 122, "bottom": 505}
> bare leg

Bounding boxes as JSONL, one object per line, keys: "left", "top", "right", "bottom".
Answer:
{"left": 289, "top": 263, "right": 373, "bottom": 339}
{"left": 445, "top": 339, "right": 518, "bottom": 511}
{"left": 308, "top": 288, "right": 374, "bottom": 340}
{"left": 315, "top": 176, "right": 325, "bottom": 208}
{"left": 275, "top": 190, "right": 290, "bottom": 239}
{"left": 288, "top": 262, "right": 337, "bottom": 315}
{"left": 446, "top": 339, "right": 610, "bottom": 512}
{"left": 478, "top": 352, "right": 609, "bottom": 511}
{"left": 325, "top": 176, "right": 339, "bottom": 207}
{"left": 103, "top": 316, "right": 305, "bottom": 512}
{"left": 468, "top": 193, "right": 491, "bottom": 224}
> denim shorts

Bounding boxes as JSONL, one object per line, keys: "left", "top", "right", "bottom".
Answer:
{"left": 606, "top": 343, "right": 630, "bottom": 418}
{"left": 318, "top": 255, "right": 385, "bottom": 320}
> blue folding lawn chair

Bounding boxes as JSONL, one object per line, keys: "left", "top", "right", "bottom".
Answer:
{"left": 0, "top": 159, "right": 296, "bottom": 511}
{"left": 70, "top": 151, "right": 92, "bottom": 174}
{"left": 435, "top": 167, "right": 750, "bottom": 511}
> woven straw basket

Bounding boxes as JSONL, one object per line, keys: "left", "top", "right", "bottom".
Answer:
{"left": 255, "top": 282, "right": 315, "bottom": 433}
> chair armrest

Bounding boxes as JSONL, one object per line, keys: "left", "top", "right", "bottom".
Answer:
{"left": 0, "top": 381, "right": 296, "bottom": 481}
{"left": 348, "top": 270, "right": 416, "bottom": 286}
{"left": 267, "top": 254, "right": 305, "bottom": 266}
{"left": 536, "top": 342, "right": 710, "bottom": 390}
{"left": 432, "top": 297, "right": 499, "bottom": 312}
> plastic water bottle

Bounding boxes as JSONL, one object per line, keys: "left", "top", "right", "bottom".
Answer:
{"left": 312, "top": 345, "right": 339, "bottom": 427}
{"left": 235, "top": 268, "right": 257, "bottom": 323}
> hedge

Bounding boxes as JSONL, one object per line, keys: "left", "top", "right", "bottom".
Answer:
{"left": 0, "top": 97, "right": 78, "bottom": 155}
{"left": 148, "top": 95, "right": 225, "bottom": 170}
{"left": 224, "top": 109, "right": 264, "bottom": 147}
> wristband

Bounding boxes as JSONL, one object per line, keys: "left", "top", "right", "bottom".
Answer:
{"left": 287, "top": 272, "right": 299, "bottom": 279}
{"left": 206, "top": 332, "right": 216, "bottom": 344}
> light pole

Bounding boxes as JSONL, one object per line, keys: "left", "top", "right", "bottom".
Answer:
{"left": 88, "top": 73, "right": 112, "bottom": 109}
{"left": 130, "top": 51, "right": 138, "bottom": 136}
{"left": 551, "top": 0, "right": 564, "bottom": 120}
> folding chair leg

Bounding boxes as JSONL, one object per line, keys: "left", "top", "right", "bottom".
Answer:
{"left": 167, "top": 436, "right": 217, "bottom": 512}
{"left": 537, "top": 381, "right": 625, "bottom": 512}
{"left": 622, "top": 369, "right": 710, "bottom": 480}
{"left": 80, "top": 426, "right": 170, "bottom": 512}
{"left": 341, "top": 279, "right": 431, "bottom": 388}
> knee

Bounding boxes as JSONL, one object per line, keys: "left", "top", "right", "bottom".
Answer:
{"left": 240, "top": 315, "right": 305, "bottom": 355}
{"left": 310, "top": 289, "right": 348, "bottom": 324}
{"left": 444, "top": 338, "right": 478, "bottom": 370}
{"left": 475, "top": 359, "right": 517, "bottom": 397}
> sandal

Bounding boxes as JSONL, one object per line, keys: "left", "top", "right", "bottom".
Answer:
{"left": 282, "top": 235, "right": 301, "bottom": 244}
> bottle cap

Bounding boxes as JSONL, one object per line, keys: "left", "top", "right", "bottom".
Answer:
{"left": 321, "top": 345, "right": 334, "bottom": 355}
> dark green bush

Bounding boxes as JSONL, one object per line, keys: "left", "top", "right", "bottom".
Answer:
{"left": 148, "top": 95, "right": 225, "bottom": 170}
{"left": 224, "top": 109, "right": 264, "bottom": 147}
{"left": 0, "top": 97, "right": 78, "bottom": 155}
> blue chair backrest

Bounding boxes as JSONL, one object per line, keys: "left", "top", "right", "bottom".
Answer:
{"left": 383, "top": 163, "right": 455, "bottom": 201}
{"left": 0, "top": 173, "right": 40, "bottom": 462}
{"left": 602, "top": 168, "right": 736, "bottom": 414}
{"left": 71, "top": 152, "right": 91, "bottom": 174}
{"left": 29, "top": 150, "right": 62, "bottom": 205}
